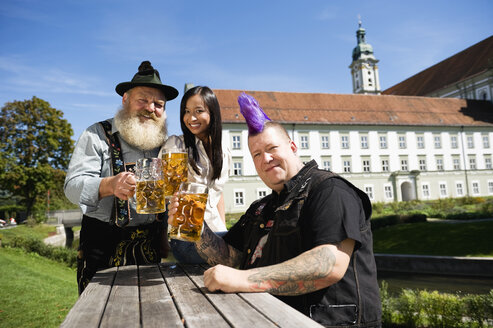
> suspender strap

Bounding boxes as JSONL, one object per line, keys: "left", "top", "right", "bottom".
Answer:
{"left": 99, "top": 120, "right": 131, "bottom": 227}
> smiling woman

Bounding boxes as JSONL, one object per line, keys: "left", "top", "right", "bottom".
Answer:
{"left": 162, "top": 86, "right": 231, "bottom": 264}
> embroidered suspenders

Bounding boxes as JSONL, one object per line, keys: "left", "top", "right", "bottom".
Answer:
{"left": 99, "top": 120, "right": 131, "bottom": 227}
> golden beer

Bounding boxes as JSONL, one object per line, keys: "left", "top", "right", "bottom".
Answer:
{"left": 135, "top": 179, "right": 166, "bottom": 214}
{"left": 169, "top": 182, "right": 208, "bottom": 242}
{"left": 162, "top": 151, "right": 188, "bottom": 198}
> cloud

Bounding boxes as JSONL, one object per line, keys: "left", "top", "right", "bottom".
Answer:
{"left": 0, "top": 56, "right": 113, "bottom": 97}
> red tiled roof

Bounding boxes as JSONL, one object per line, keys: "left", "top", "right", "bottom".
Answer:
{"left": 382, "top": 35, "right": 493, "bottom": 96}
{"left": 214, "top": 89, "right": 493, "bottom": 127}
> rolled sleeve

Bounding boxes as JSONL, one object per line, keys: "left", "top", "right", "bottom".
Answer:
{"left": 64, "top": 123, "right": 111, "bottom": 215}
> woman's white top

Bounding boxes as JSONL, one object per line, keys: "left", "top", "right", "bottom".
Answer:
{"left": 161, "top": 135, "right": 231, "bottom": 232}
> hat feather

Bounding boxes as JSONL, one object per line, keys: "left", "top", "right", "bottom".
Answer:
{"left": 237, "top": 93, "right": 270, "bottom": 134}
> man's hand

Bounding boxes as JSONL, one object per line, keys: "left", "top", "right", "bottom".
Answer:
{"left": 99, "top": 171, "right": 136, "bottom": 200}
{"left": 204, "top": 264, "right": 251, "bottom": 293}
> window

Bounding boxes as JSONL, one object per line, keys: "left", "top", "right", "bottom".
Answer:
{"left": 398, "top": 135, "right": 407, "bottom": 149}
{"left": 320, "top": 135, "right": 330, "bottom": 149}
{"left": 362, "top": 158, "right": 371, "bottom": 172}
{"left": 453, "top": 157, "right": 461, "bottom": 170}
{"left": 488, "top": 181, "right": 493, "bottom": 194}
{"left": 231, "top": 134, "right": 241, "bottom": 150}
{"left": 321, "top": 157, "right": 331, "bottom": 171}
{"left": 400, "top": 158, "right": 408, "bottom": 171}
{"left": 299, "top": 134, "right": 309, "bottom": 149}
{"left": 381, "top": 158, "right": 389, "bottom": 172}
{"left": 483, "top": 135, "right": 490, "bottom": 148}
{"left": 472, "top": 182, "right": 480, "bottom": 195}
{"left": 467, "top": 135, "right": 474, "bottom": 149}
{"left": 232, "top": 160, "right": 243, "bottom": 176}
{"left": 300, "top": 157, "right": 310, "bottom": 165}
{"left": 416, "top": 135, "right": 425, "bottom": 149}
{"left": 341, "top": 135, "right": 349, "bottom": 149}
{"left": 436, "top": 157, "right": 444, "bottom": 171}
{"left": 257, "top": 189, "right": 268, "bottom": 199}
{"left": 434, "top": 135, "right": 441, "bottom": 149}
{"left": 456, "top": 183, "right": 464, "bottom": 196}
{"left": 364, "top": 186, "right": 374, "bottom": 200}
{"left": 234, "top": 191, "right": 244, "bottom": 206}
{"left": 450, "top": 135, "right": 458, "bottom": 149}
{"left": 343, "top": 158, "right": 351, "bottom": 173}
{"left": 384, "top": 185, "right": 393, "bottom": 200}
{"left": 485, "top": 156, "right": 492, "bottom": 169}
{"left": 379, "top": 135, "right": 387, "bottom": 149}
{"left": 469, "top": 156, "right": 477, "bottom": 170}
{"left": 439, "top": 183, "right": 447, "bottom": 197}
{"left": 422, "top": 184, "right": 430, "bottom": 198}
{"left": 360, "top": 135, "right": 368, "bottom": 149}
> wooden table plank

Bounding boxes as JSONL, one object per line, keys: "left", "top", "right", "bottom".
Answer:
{"left": 183, "top": 264, "right": 278, "bottom": 328}
{"left": 60, "top": 267, "right": 116, "bottom": 328}
{"left": 139, "top": 265, "right": 183, "bottom": 328}
{"left": 100, "top": 265, "right": 141, "bottom": 328}
{"left": 239, "top": 293, "right": 324, "bottom": 328}
{"left": 159, "top": 263, "right": 230, "bottom": 328}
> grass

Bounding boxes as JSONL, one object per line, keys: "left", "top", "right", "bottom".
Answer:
{"left": 0, "top": 218, "right": 491, "bottom": 327}
{"left": 373, "top": 220, "right": 493, "bottom": 257}
{"left": 0, "top": 224, "right": 56, "bottom": 244}
{"left": 0, "top": 247, "right": 77, "bottom": 328}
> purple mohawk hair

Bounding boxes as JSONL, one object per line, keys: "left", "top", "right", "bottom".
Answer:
{"left": 237, "top": 92, "right": 271, "bottom": 134}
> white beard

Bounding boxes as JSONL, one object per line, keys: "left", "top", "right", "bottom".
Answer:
{"left": 114, "top": 105, "right": 167, "bottom": 150}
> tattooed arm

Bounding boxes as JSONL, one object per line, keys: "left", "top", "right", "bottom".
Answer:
{"left": 167, "top": 195, "right": 242, "bottom": 267}
{"left": 195, "top": 222, "right": 242, "bottom": 267}
{"left": 203, "top": 239, "right": 354, "bottom": 295}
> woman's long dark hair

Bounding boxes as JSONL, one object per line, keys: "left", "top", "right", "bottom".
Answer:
{"left": 180, "top": 86, "right": 223, "bottom": 181}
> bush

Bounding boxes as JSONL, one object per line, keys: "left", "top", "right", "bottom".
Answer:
{"left": 5, "top": 235, "right": 77, "bottom": 268}
{"left": 381, "top": 284, "right": 493, "bottom": 327}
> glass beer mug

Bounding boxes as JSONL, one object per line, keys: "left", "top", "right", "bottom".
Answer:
{"left": 133, "top": 158, "right": 166, "bottom": 214}
{"left": 162, "top": 148, "right": 188, "bottom": 200}
{"left": 169, "top": 182, "right": 208, "bottom": 242}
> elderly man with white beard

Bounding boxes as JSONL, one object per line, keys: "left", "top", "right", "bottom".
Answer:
{"left": 64, "top": 61, "right": 178, "bottom": 294}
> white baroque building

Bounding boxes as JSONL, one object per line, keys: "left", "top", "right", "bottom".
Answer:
{"left": 216, "top": 91, "right": 493, "bottom": 214}
{"left": 207, "top": 31, "right": 493, "bottom": 214}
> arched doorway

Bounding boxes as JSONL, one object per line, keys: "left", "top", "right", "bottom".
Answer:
{"left": 401, "top": 181, "right": 414, "bottom": 201}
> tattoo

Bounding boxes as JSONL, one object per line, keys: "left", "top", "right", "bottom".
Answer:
{"left": 246, "top": 245, "right": 336, "bottom": 295}
{"left": 195, "top": 223, "right": 241, "bottom": 267}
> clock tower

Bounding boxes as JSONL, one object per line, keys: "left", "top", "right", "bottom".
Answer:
{"left": 349, "top": 19, "right": 381, "bottom": 95}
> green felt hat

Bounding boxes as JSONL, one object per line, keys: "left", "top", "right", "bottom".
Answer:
{"left": 115, "top": 61, "right": 178, "bottom": 100}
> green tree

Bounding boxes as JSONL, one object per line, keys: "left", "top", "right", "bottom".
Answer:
{"left": 0, "top": 96, "right": 74, "bottom": 218}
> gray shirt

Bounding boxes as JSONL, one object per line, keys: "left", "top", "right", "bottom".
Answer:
{"left": 64, "top": 118, "right": 162, "bottom": 226}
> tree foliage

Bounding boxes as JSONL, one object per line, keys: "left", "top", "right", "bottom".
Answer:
{"left": 0, "top": 96, "right": 74, "bottom": 217}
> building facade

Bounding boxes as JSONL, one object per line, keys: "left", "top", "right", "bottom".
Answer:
{"left": 217, "top": 91, "right": 493, "bottom": 214}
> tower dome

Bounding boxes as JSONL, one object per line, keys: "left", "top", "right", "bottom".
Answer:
{"left": 352, "top": 23, "right": 375, "bottom": 61}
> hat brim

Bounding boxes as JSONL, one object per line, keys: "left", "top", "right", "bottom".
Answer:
{"left": 115, "top": 82, "right": 179, "bottom": 101}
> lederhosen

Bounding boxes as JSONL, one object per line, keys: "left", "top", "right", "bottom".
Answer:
{"left": 76, "top": 121, "right": 167, "bottom": 295}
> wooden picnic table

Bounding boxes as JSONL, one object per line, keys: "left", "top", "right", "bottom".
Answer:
{"left": 61, "top": 263, "right": 324, "bottom": 328}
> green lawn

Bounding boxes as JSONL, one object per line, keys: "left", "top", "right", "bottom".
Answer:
{"left": 0, "top": 224, "right": 57, "bottom": 243}
{"left": 0, "top": 247, "right": 78, "bottom": 328}
{"left": 0, "top": 219, "right": 491, "bottom": 327}
{"left": 373, "top": 220, "right": 493, "bottom": 257}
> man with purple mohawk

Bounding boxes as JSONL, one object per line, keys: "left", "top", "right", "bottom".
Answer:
{"left": 168, "top": 93, "right": 382, "bottom": 327}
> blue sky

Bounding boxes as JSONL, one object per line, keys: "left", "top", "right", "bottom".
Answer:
{"left": 1, "top": 0, "right": 492, "bottom": 141}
